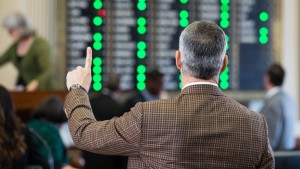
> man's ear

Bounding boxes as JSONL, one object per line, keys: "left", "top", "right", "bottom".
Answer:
{"left": 220, "top": 55, "right": 228, "bottom": 73}
{"left": 176, "top": 50, "right": 182, "bottom": 69}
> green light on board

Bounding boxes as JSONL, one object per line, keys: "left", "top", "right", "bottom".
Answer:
{"left": 220, "top": 81, "right": 229, "bottom": 90}
{"left": 225, "top": 34, "right": 230, "bottom": 41}
{"left": 93, "top": 82, "right": 102, "bottom": 91}
{"left": 137, "top": 50, "right": 146, "bottom": 59}
{"left": 137, "top": 41, "right": 146, "bottom": 50}
{"left": 220, "top": 20, "right": 229, "bottom": 29}
{"left": 137, "top": 17, "right": 147, "bottom": 26}
{"left": 137, "top": 65, "right": 146, "bottom": 74}
{"left": 93, "top": 74, "right": 102, "bottom": 82}
{"left": 259, "top": 27, "right": 269, "bottom": 35}
{"left": 223, "top": 67, "right": 229, "bottom": 74}
{"left": 179, "top": 10, "right": 189, "bottom": 19}
{"left": 137, "top": 2, "right": 146, "bottom": 11}
{"left": 226, "top": 44, "right": 230, "bottom": 51}
{"left": 220, "top": 73, "right": 229, "bottom": 81}
{"left": 137, "top": 26, "right": 147, "bottom": 34}
{"left": 137, "top": 74, "right": 146, "bottom": 82}
{"left": 180, "top": 0, "right": 188, "bottom": 4}
{"left": 93, "top": 0, "right": 102, "bottom": 10}
{"left": 93, "top": 57, "right": 102, "bottom": 66}
{"left": 93, "top": 41, "right": 102, "bottom": 50}
{"left": 137, "top": 82, "right": 146, "bottom": 90}
{"left": 259, "top": 36, "right": 269, "bottom": 44}
{"left": 221, "top": 4, "right": 229, "bottom": 12}
{"left": 93, "top": 16, "right": 102, "bottom": 26}
{"left": 179, "top": 74, "right": 182, "bottom": 81}
{"left": 93, "top": 66, "right": 102, "bottom": 74}
{"left": 180, "top": 19, "right": 189, "bottom": 27}
{"left": 220, "top": 12, "right": 230, "bottom": 20}
{"left": 259, "top": 12, "right": 269, "bottom": 22}
{"left": 179, "top": 82, "right": 182, "bottom": 89}
{"left": 93, "top": 33, "right": 102, "bottom": 42}
{"left": 220, "top": 0, "right": 230, "bottom": 5}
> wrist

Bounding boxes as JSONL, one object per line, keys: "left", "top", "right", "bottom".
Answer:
{"left": 69, "top": 84, "right": 87, "bottom": 93}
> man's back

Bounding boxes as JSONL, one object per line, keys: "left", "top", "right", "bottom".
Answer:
{"left": 65, "top": 85, "right": 274, "bottom": 169}
{"left": 261, "top": 90, "right": 296, "bottom": 150}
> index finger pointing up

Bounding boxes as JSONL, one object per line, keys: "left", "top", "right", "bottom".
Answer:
{"left": 85, "top": 47, "right": 93, "bottom": 70}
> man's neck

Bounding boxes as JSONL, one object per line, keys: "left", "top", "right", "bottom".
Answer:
{"left": 182, "top": 75, "right": 218, "bottom": 88}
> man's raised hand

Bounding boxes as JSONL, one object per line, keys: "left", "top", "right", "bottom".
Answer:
{"left": 66, "top": 47, "right": 92, "bottom": 92}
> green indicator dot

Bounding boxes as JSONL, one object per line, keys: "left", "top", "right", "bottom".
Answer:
{"left": 220, "top": 73, "right": 229, "bottom": 81}
{"left": 225, "top": 34, "right": 230, "bottom": 41}
{"left": 259, "top": 36, "right": 269, "bottom": 44}
{"left": 220, "top": 81, "right": 229, "bottom": 90}
{"left": 220, "top": 12, "right": 230, "bottom": 20}
{"left": 226, "top": 44, "right": 230, "bottom": 51}
{"left": 259, "top": 27, "right": 269, "bottom": 35}
{"left": 93, "top": 57, "right": 102, "bottom": 66}
{"left": 93, "top": 66, "right": 102, "bottom": 74}
{"left": 137, "top": 17, "right": 147, "bottom": 26}
{"left": 221, "top": 0, "right": 230, "bottom": 5}
{"left": 137, "top": 50, "right": 146, "bottom": 59}
{"left": 259, "top": 12, "right": 269, "bottom": 22}
{"left": 180, "top": 19, "right": 189, "bottom": 27}
{"left": 220, "top": 20, "right": 229, "bottom": 29}
{"left": 179, "top": 10, "right": 189, "bottom": 19}
{"left": 137, "top": 82, "right": 146, "bottom": 90}
{"left": 137, "top": 26, "right": 147, "bottom": 34}
{"left": 137, "top": 65, "right": 146, "bottom": 74}
{"left": 224, "top": 67, "right": 229, "bottom": 74}
{"left": 179, "top": 82, "right": 182, "bottom": 89}
{"left": 93, "top": 16, "right": 102, "bottom": 26}
{"left": 137, "top": 74, "right": 146, "bottom": 82}
{"left": 93, "top": 41, "right": 102, "bottom": 50}
{"left": 93, "top": 82, "right": 102, "bottom": 91}
{"left": 93, "top": 74, "right": 102, "bottom": 82}
{"left": 179, "top": 74, "right": 182, "bottom": 80}
{"left": 93, "top": 0, "right": 102, "bottom": 9}
{"left": 137, "top": 41, "right": 146, "bottom": 50}
{"left": 137, "top": 2, "right": 147, "bottom": 11}
{"left": 180, "top": 0, "right": 188, "bottom": 4}
{"left": 221, "top": 4, "right": 229, "bottom": 12}
{"left": 93, "top": 33, "right": 102, "bottom": 42}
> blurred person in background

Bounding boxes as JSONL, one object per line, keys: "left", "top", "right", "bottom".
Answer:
{"left": 0, "top": 12, "right": 52, "bottom": 91}
{"left": 123, "top": 70, "right": 163, "bottom": 112}
{"left": 260, "top": 63, "right": 297, "bottom": 151}
{"left": 0, "top": 85, "right": 49, "bottom": 169}
{"left": 28, "top": 96, "right": 75, "bottom": 169}
{"left": 83, "top": 75, "right": 127, "bottom": 169}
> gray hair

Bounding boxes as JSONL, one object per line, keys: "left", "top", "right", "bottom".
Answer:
{"left": 179, "top": 21, "right": 226, "bottom": 79}
{"left": 2, "top": 12, "right": 35, "bottom": 39}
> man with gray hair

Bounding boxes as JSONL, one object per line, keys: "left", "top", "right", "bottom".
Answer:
{"left": 64, "top": 21, "right": 274, "bottom": 168}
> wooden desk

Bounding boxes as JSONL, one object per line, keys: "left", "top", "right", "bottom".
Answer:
{"left": 10, "top": 91, "right": 67, "bottom": 122}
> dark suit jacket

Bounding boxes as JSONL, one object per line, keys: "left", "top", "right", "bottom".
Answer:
{"left": 83, "top": 92, "right": 127, "bottom": 169}
{"left": 65, "top": 85, "right": 274, "bottom": 169}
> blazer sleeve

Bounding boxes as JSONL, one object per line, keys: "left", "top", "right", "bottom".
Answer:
{"left": 64, "top": 89, "right": 142, "bottom": 156}
{"left": 258, "top": 115, "right": 275, "bottom": 169}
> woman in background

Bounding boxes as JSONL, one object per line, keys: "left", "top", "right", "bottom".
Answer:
{"left": 28, "top": 96, "right": 74, "bottom": 169}
{"left": 0, "top": 85, "right": 49, "bottom": 169}
{"left": 0, "top": 12, "right": 52, "bottom": 91}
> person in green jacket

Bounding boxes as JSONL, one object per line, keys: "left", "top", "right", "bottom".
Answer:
{"left": 0, "top": 13, "right": 52, "bottom": 91}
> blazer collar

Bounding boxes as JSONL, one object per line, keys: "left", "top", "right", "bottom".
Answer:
{"left": 180, "top": 84, "right": 224, "bottom": 96}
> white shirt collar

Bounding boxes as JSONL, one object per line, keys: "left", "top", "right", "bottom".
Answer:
{"left": 182, "top": 82, "right": 218, "bottom": 90}
{"left": 266, "top": 87, "right": 281, "bottom": 99}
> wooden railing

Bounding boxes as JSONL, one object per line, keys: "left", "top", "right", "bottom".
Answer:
{"left": 10, "top": 90, "right": 67, "bottom": 122}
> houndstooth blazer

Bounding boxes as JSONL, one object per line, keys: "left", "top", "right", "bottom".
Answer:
{"left": 64, "top": 84, "right": 274, "bottom": 169}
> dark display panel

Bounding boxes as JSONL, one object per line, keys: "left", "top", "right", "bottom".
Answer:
{"left": 67, "top": 0, "right": 273, "bottom": 91}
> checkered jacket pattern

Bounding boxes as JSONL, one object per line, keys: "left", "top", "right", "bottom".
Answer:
{"left": 64, "top": 85, "right": 274, "bottom": 169}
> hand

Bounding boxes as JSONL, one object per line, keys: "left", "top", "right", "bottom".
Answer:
{"left": 66, "top": 47, "right": 92, "bottom": 92}
{"left": 26, "top": 80, "right": 39, "bottom": 92}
